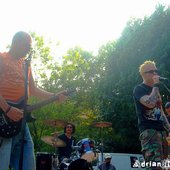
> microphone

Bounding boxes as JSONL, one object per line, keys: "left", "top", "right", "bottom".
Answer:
{"left": 159, "top": 77, "right": 168, "bottom": 81}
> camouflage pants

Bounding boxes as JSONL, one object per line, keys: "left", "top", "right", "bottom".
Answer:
{"left": 139, "top": 129, "right": 168, "bottom": 170}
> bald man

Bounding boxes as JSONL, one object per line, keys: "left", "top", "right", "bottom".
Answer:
{"left": 0, "top": 31, "right": 67, "bottom": 170}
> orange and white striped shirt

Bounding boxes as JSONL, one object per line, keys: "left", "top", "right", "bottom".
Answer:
{"left": 0, "top": 52, "right": 30, "bottom": 102}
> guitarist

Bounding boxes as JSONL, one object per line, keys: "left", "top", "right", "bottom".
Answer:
{"left": 0, "top": 31, "right": 67, "bottom": 170}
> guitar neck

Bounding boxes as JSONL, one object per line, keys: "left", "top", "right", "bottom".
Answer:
{"left": 27, "top": 94, "right": 61, "bottom": 112}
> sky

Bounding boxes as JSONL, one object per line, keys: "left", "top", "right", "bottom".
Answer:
{"left": 0, "top": 0, "right": 169, "bottom": 57}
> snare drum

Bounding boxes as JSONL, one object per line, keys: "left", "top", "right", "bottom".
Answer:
{"left": 36, "top": 152, "right": 57, "bottom": 170}
{"left": 77, "top": 138, "right": 97, "bottom": 162}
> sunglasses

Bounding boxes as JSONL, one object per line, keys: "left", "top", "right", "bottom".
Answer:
{"left": 144, "top": 70, "right": 159, "bottom": 74}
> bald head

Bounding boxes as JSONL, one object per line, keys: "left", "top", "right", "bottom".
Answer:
{"left": 11, "top": 31, "right": 31, "bottom": 45}
{"left": 10, "top": 31, "right": 32, "bottom": 59}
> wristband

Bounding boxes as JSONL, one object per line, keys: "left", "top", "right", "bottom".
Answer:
{"left": 5, "top": 106, "right": 11, "bottom": 114}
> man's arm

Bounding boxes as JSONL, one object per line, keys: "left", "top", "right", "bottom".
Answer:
{"left": 0, "top": 95, "right": 11, "bottom": 114}
{"left": 140, "top": 86, "right": 160, "bottom": 108}
{"left": 0, "top": 95, "right": 23, "bottom": 121}
{"left": 139, "top": 84, "right": 170, "bottom": 132}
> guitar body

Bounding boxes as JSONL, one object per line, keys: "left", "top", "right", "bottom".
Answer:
{"left": 0, "top": 101, "right": 23, "bottom": 138}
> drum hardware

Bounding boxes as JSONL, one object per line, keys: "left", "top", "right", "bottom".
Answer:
{"left": 43, "top": 119, "right": 67, "bottom": 128}
{"left": 41, "top": 136, "right": 66, "bottom": 147}
{"left": 36, "top": 152, "right": 57, "bottom": 170}
{"left": 58, "top": 157, "right": 73, "bottom": 170}
{"left": 52, "top": 156, "right": 58, "bottom": 170}
{"left": 72, "top": 145, "right": 81, "bottom": 150}
{"left": 70, "top": 151, "right": 81, "bottom": 161}
{"left": 71, "top": 145, "right": 81, "bottom": 161}
{"left": 91, "top": 121, "right": 112, "bottom": 163}
{"left": 62, "top": 158, "right": 72, "bottom": 165}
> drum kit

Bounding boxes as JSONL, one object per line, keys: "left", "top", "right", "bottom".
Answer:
{"left": 37, "top": 119, "right": 112, "bottom": 170}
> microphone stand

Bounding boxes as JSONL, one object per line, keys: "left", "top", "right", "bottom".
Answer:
{"left": 162, "top": 80, "right": 170, "bottom": 95}
{"left": 19, "top": 51, "right": 32, "bottom": 170}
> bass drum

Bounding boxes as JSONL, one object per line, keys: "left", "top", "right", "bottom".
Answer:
{"left": 36, "top": 152, "right": 58, "bottom": 170}
{"left": 68, "top": 159, "right": 92, "bottom": 170}
{"left": 77, "top": 138, "right": 98, "bottom": 162}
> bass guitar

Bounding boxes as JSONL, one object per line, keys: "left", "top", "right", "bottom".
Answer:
{"left": 0, "top": 89, "right": 75, "bottom": 138}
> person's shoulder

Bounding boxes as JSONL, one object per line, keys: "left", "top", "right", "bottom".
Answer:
{"left": 108, "top": 164, "right": 116, "bottom": 170}
{"left": 134, "top": 83, "right": 144, "bottom": 89}
{"left": 133, "top": 83, "right": 144, "bottom": 93}
{"left": 58, "top": 133, "right": 65, "bottom": 139}
{"left": 111, "top": 164, "right": 116, "bottom": 169}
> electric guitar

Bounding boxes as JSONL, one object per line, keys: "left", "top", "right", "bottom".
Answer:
{"left": 0, "top": 89, "right": 75, "bottom": 138}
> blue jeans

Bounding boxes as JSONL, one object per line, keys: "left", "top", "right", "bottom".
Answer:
{"left": 0, "top": 124, "right": 36, "bottom": 170}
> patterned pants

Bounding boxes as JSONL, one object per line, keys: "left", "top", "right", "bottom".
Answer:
{"left": 139, "top": 129, "right": 168, "bottom": 170}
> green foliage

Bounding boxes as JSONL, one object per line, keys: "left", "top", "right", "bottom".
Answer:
{"left": 97, "top": 4, "right": 170, "bottom": 153}
{"left": 28, "top": 4, "right": 170, "bottom": 155}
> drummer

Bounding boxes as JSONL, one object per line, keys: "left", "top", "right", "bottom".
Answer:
{"left": 58, "top": 123, "right": 76, "bottom": 170}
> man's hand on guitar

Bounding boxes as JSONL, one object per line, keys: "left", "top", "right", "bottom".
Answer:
{"left": 6, "top": 107, "right": 23, "bottom": 122}
{"left": 53, "top": 88, "right": 76, "bottom": 104}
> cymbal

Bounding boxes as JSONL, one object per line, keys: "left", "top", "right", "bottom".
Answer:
{"left": 43, "top": 119, "right": 67, "bottom": 128}
{"left": 92, "top": 121, "right": 112, "bottom": 128}
{"left": 41, "top": 136, "right": 66, "bottom": 147}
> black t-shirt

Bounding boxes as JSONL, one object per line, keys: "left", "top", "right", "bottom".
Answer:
{"left": 133, "top": 83, "right": 164, "bottom": 133}
{"left": 58, "top": 134, "right": 76, "bottom": 160}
